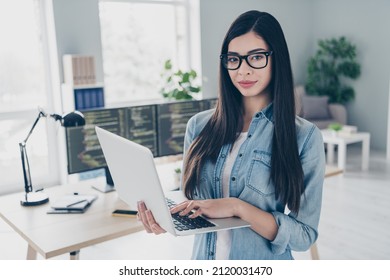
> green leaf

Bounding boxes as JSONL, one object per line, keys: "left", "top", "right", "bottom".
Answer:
{"left": 182, "top": 72, "right": 190, "bottom": 83}
{"left": 164, "top": 60, "right": 172, "bottom": 70}
{"left": 189, "top": 86, "right": 201, "bottom": 93}
{"left": 189, "top": 70, "right": 197, "bottom": 78}
{"left": 337, "top": 62, "right": 361, "bottom": 79}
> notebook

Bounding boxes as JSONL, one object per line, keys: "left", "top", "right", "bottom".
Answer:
{"left": 48, "top": 194, "right": 97, "bottom": 214}
{"left": 95, "top": 126, "right": 250, "bottom": 236}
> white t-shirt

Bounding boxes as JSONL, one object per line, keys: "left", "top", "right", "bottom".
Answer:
{"left": 215, "top": 132, "right": 247, "bottom": 260}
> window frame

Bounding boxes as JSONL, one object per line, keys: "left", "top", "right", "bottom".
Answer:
{"left": 98, "top": 0, "right": 201, "bottom": 104}
{"left": 0, "top": 0, "right": 61, "bottom": 195}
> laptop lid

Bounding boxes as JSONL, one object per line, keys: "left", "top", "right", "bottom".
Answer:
{"left": 95, "top": 126, "right": 250, "bottom": 236}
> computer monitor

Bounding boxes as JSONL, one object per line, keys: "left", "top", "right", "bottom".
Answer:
{"left": 156, "top": 98, "right": 217, "bottom": 157}
{"left": 127, "top": 104, "right": 158, "bottom": 156}
{"left": 65, "top": 99, "right": 216, "bottom": 192}
{"left": 65, "top": 104, "right": 158, "bottom": 192}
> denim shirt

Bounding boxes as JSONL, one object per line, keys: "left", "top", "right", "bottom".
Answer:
{"left": 182, "top": 103, "right": 325, "bottom": 260}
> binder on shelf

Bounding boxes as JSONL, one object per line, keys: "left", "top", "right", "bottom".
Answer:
{"left": 74, "top": 87, "right": 105, "bottom": 110}
{"left": 61, "top": 83, "right": 105, "bottom": 112}
{"left": 63, "top": 54, "right": 96, "bottom": 85}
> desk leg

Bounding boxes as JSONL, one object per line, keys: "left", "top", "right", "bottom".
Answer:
{"left": 338, "top": 143, "right": 346, "bottom": 170}
{"left": 26, "top": 244, "right": 37, "bottom": 260}
{"left": 327, "top": 143, "right": 335, "bottom": 164}
{"left": 70, "top": 250, "right": 80, "bottom": 260}
{"left": 362, "top": 136, "right": 370, "bottom": 171}
{"left": 310, "top": 243, "right": 320, "bottom": 260}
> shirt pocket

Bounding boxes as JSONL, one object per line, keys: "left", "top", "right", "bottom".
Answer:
{"left": 245, "top": 150, "right": 275, "bottom": 196}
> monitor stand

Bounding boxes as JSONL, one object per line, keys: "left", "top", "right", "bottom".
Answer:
{"left": 91, "top": 167, "right": 115, "bottom": 193}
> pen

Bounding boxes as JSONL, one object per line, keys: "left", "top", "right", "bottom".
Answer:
{"left": 67, "top": 199, "right": 88, "bottom": 207}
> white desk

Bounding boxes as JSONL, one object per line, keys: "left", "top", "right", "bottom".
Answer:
{"left": 321, "top": 130, "right": 370, "bottom": 171}
{"left": 0, "top": 181, "right": 144, "bottom": 260}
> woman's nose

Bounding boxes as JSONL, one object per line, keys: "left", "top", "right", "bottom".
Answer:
{"left": 238, "top": 59, "right": 253, "bottom": 75}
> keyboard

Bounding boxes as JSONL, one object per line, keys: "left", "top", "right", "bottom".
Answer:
{"left": 166, "top": 198, "right": 216, "bottom": 231}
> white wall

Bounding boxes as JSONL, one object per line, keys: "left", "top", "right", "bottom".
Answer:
{"left": 52, "top": 0, "right": 104, "bottom": 84}
{"left": 387, "top": 76, "right": 390, "bottom": 159}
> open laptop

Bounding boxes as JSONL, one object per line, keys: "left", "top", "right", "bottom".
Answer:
{"left": 95, "top": 126, "right": 250, "bottom": 236}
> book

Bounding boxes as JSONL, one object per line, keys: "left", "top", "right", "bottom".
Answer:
{"left": 63, "top": 55, "right": 96, "bottom": 85}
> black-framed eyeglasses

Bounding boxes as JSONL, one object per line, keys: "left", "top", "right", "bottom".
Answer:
{"left": 220, "top": 51, "right": 273, "bottom": 70}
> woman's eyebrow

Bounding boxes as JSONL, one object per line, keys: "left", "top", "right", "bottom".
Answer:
{"left": 227, "top": 48, "right": 267, "bottom": 55}
{"left": 248, "top": 48, "right": 267, "bottom": 54}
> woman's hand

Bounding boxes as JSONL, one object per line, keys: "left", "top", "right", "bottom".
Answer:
{"left": 137, "top": 201, "right": 166, "bottom": 235}
{"left": 170, "top": 198, "right": 239, "bottom": 219}
{"left": 172, "top": 198, "right": 278, "bottom": 241}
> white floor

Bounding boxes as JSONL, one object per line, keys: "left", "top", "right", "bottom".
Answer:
{"left": 1, "top": 145, "right": 389, "bottom": 260}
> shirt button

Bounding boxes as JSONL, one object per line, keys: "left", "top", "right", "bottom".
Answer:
{"left": 255, "top": 113, "right": 260, "bottom": 118}
{"left": 231, "top": 177, "right": 236, "bottom": 181}
{"left": 239, "top": 153, "right": 243, "bottom": 157}
{"left": 216, "top": 177, "right": 220, "bottom": 181}
{"left": 248, "top": 134, "right": 252, "bottom": 138}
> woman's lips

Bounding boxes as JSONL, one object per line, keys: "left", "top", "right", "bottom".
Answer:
{"left": 238, "top": 80, "right": 257, "bottom": 89}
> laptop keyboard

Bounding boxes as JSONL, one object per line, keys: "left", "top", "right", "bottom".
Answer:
{"left": 166, "top": 198, "right": 216, "bottom": 231}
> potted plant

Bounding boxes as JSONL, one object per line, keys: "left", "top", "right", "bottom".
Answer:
{"left": 160, "top": 59, "right": 201, "bottom": 100}
{"left": 328, "top": 122, "right": 343, "bottom": 137}
{"left": 173, "top": 167, "right": 181, "bottom": 189}
{"left": 305, "top": 36, "right": 361, "bottom": 104}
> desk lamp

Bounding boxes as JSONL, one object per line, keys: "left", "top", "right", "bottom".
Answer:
{"left": 19, "top": 108, "right": 85, "bottom": 206}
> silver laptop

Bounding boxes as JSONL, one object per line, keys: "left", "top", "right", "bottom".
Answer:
{"left": 95, "top": 126, "right": 250, "bottom": 236}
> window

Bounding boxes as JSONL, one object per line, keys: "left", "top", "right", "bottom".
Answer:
{"left": 0, "top": 0, "right": 56, "bottom": 194}
{"left": 99, "top": 0, "right": 200, "bottom": 105}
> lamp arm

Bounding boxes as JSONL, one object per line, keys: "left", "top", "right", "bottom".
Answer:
{"left": 19, "top": 142, "right": 33, "bottom": 194}
{"left": 22, "top": 110, "right": 46, "bottom": 144}
{"left": 19, "top": 109, "right": 47, "bottom": 194}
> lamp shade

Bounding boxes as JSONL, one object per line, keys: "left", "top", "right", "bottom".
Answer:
{"left": 62, "top": 111, "right": 85, "bottom": 127}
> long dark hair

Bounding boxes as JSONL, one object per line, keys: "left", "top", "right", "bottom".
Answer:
{"left": 183, "top": 11, "right": 304, "bottom": 214}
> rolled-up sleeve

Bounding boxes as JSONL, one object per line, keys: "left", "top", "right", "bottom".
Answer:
{"left": 270, "top": 125, "right": 325, "bottom": 254}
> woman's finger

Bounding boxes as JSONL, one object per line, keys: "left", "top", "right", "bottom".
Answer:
{"left": 189, "top": 207, "right": 203, "bottom": 218}
{"left": 170, "top": 200, "right": 190, "bottom": 214}
{"left": 137, "top": 201, "right": 152, "bottom": 233}
{"left": 145, "top": 210, "right": 166, "bottom": 234}
{"left": 179, "top": 200, "right": 199, "bottom": 216}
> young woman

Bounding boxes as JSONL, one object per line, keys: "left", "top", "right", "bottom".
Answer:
{"left": 138, "top": 10, "right": 325, "bottom": 260}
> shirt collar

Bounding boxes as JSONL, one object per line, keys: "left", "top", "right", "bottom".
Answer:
{"left": 257, "top": 102, "right": 274, "bottom": 122}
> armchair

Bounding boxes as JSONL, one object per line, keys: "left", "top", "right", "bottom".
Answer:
{"left": 294, "top": 85, "right": 347, "bottom": 129}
